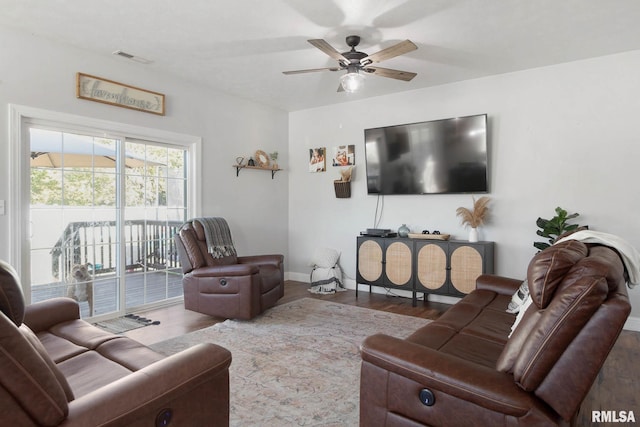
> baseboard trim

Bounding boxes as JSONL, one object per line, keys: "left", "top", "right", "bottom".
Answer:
{"left": 624, "top": 316, "right": 640, "bottom": 332}
{"left": 285, "top": 272, "right": 309, "bottom": 282}
{"left": 285, "top": 271, "right": 640, "bottom": 332}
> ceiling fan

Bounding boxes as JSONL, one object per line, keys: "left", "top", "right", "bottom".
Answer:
{"left": 283, "top": 35, "right": 418, "bottom": 93}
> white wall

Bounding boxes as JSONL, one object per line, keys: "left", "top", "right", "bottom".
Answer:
{"left": 0, "top": 27, "right": 289, "bottom": 269}
{"left": 288, "top": 49, "right": 640, "bottom": 319}
{"left": 3, "top": 25, "right": 639, "bottom": 322}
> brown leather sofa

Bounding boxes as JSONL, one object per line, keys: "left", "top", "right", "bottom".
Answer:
{"left": 360, "top": 240, "right": 631, "bottom": 426}
{"left": 174, "top": 218, "right": 284, "bottom": 320}
{"left": 0, "top": 260, "right": 232, "bottom": 426}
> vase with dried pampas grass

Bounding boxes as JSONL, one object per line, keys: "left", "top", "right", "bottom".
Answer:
{"left": 456, "top": 196, "right": 491, "bottom": 242}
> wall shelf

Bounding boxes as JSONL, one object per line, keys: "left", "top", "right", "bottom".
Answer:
{"left": 233, "top": 165, "right": 282, "bottom": 179}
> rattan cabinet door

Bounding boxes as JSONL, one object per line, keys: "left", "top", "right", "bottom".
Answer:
{"left": 415, "top": 242, "right": 448, "bottom": 293}
{"left": 384, "top": 241, "right": 413, "bottom": 287}
{"left": 449, "top": 242, "right": 494, "bottom": 295}
{"left": 450, "top": 246, "right": 482, "bottom": 294}
{"left": 357, "top": 238, "right": 384, "bottom": 284}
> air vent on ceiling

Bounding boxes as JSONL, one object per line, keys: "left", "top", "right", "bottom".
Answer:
{"left": 112, "top": 50, "right": 153, "bottom": 64}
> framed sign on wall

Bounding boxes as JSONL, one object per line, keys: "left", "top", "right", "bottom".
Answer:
{"left": 76, "top": 72, "right": 165, "bottom": 115}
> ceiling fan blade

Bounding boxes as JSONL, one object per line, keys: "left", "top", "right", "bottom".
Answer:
{"left": 365, "top": 66, "right": 417, "bottom": 81}
{"left": 308, "top": 39, "right": 349, "bottom": 62}
{"left": 283, "top": 67, "right": 340, "bottom": 75}
{"left": 362, "top": 40, "right": 417, "bottom": 64}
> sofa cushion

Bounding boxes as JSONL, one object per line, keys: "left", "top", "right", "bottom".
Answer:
{"left": 527, "top": 240, "right": 588, "bottom": 309}
{"left": 96, "top": 336, "right": 165, "bottom": 371}
{"left": 497, "top": 242, "right": 589, "bottom": 374}
{"left": 20, "top": 324, "right": 74, "bottom": 401}
{"left": 0, "top": 259, "right": 25, "bottom": 326}
{"left": 498, "top": 244, "right": 624, "bottom": 393}
{"left": 57, "top": 351, "right": 134, "bottom": 397}
{"left": 206, "top": 254, "right": 239, "bottom": 266}
{"left": 407, "top": 289, "right": 513, "bottom": 368}
{"left": 0, "top": 312, "right": 68, "bottom": 426}
{"left": 36, "top": 330, "right": 89, "bottom": 363}
{"left": 179, "top": 227, "right": 206, "bottom": 269}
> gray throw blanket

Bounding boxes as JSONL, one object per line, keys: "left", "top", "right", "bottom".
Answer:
{"left": 193, "top": 217, "right": 237, "bottom": 259}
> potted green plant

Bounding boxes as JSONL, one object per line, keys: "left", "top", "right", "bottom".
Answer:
{"left": 270, "top": 151, "right": 279, "bottom": 170}
{"left": 534, "top": 207, "right": 581, "bottom": 251}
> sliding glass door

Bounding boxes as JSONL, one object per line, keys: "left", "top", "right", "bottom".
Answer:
{"left": 29, "top": 125, "right": 189, "bottom": 319}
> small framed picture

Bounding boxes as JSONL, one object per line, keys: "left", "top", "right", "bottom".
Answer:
{"left": 309, "top": 147, "right": 326, "bottom": 173}
{"left": 332, "top": 145, "right": 355, "bottom": 166}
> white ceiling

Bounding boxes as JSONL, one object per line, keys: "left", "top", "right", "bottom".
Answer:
{"left": 3, "top": 0, "right": 640, "bottom": 112}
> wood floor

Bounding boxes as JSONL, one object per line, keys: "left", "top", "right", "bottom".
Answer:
{"left": 125, "top": 280, "right": 640, "bottom": 425}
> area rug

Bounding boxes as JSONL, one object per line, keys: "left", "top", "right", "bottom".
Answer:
{"left": 150, "top": 298, "right": 431, "bottom": 426}
{"left": 94, "top": 314, "right": 160, "bottom": 334}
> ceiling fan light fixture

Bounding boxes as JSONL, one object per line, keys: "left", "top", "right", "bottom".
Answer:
{"left": 340, "top": 70, "right": 365, "bottom": 93}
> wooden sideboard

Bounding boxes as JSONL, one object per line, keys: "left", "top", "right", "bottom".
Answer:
{"left": 356, "top": 236, "right": 494, "bottom": 306}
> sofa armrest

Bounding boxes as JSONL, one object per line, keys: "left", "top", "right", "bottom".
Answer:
{"left": 191, "top": 263, "right": 259, "bottom": 277}
{"left": 65, "top": 343, "right": 232, "bottom": 426}
{"left": 361, "top": 334, "right": 537, "bottom": 416}
{"left": 475, "top": 274, "right": 522, "bottom": 296}
{"left": 238, "top": 254, "right": 284, "bottom": 268}
{"left": 24, "top": 297, "right": 80, "bottom": 332}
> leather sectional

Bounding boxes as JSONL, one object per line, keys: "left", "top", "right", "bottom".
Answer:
{"left": 360, "top": 241, "right": 631, "bottom": 426}
{"left": 0, "top": 260, "right": 232, "bottom": 426}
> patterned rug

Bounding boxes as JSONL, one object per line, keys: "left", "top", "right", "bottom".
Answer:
{"left": 150, "top": 298, "right": 431, "bottom": 426}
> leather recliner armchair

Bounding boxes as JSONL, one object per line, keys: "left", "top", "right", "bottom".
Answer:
{"left": 174, "top": 217, "right": 284, "bottom": 320}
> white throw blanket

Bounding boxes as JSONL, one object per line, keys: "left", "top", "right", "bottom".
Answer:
{"left": 556, "top": 230, "right": 640, "bottom": 288}
{"left": 309, "top": 265, "right": 346, "bottom": 294}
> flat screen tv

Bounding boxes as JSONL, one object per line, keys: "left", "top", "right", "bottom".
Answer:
{"left": 364, "top": 114, "right": 488, "bottom": 195}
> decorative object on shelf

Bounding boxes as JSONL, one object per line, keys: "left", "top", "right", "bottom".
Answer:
{"left": 76, "top": 72, "right": 165, "bottom": 115}
{"left": 233, "top": 153, "right": 282, "bottom": 178}
{"left": 408, "top": 232, "right": 450, "bottom": 240}
{"left": 269, "top": 151, "right": 279, "bottom": 170}
{"left": 309, "top": 147, "right": 326, "bottom": 173}
{"left": 456, "top": 196, "right": 491, "bottom": 242}
{"left": 255, "top": 150, "right": 270, "bottom": 168}
{"left": 534, "top": 207, "right": 582, "bottom": 251}
{"left": 334, "top": 166, "right": 353, "bottom": 198}
{"left": 340, "top": 166, "right": 353, "bottom": 182}
{"left": 332, "top": 145, "right": 355, "bottom": 166}
{"left": 398, "top": 224, "right": 410, "bottom": 237}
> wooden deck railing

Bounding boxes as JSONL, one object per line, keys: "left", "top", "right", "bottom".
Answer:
{"left": 50, "top": 220, "right": 182, "bottom": 279}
